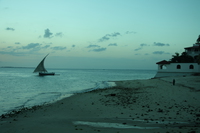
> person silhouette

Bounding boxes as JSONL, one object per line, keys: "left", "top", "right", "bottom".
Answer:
{"left": 173, "top": 79, "right": 175, "bottom": 85}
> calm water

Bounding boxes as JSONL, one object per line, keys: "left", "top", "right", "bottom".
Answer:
{"left": 0, "top": 68, "right": 156, "bottom": 115}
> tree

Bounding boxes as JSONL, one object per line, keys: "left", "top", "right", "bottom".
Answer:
{"left": 180, "top": 52, "right": 194, "bottom": 63}
{"left": 170, "top": 52, "right": 194, "bottom": 63}
{"left": 170, "top": 52, "right": 180, "bottom": 63}
{"left": 196, "top": 54, "right": 200, "bottom": 64}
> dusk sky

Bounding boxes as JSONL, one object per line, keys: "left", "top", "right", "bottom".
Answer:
{"left": 0, "top": 0, "right": 200, "bottom": 69}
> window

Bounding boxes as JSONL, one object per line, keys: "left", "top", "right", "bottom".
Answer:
{"left": 189, "top": 65, "right": 194, "bottom": 69}
{"left": 160, "top": 65, "right": 167, "bottom": 70}
{"left": 177, "top": 65, "right": 181, "bottom": 69}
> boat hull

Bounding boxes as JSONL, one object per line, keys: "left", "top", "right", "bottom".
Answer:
{"left": 39, "top": 72, "right": 55, "bottom": 76}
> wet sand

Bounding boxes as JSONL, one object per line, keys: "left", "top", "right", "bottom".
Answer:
{"left": 0, "top": 76, "right": 200, "bottom": 133}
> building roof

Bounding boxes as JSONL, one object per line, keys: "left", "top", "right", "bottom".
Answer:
{"left": 184, "top": 45, "right": 200, "bottom": 49}
{"left": 156, "top": 60, "right": 171, "bottom": 64}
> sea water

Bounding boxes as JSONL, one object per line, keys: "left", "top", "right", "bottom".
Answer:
{"left": 0, "top": 68, "right": 156, "bottom": 115}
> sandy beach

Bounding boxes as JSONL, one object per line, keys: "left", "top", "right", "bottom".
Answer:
{"left": 0, "top": 76, "right": 200, "bottom": 133}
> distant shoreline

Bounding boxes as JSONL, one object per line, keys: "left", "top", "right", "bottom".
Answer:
{"left": 0, "top": 66, "right": 35, "bottom": 68}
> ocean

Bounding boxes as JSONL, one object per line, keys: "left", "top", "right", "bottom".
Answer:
{"left": 0, "top": 68, "right": 156, "bottom": 115}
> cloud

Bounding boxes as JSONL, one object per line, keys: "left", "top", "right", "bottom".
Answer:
{"left": 55, "top": 32, "right": 63, "bottom": 37}
{"left": 140, "top": 43, "right": 148, "bottom": 47}
{"left": 0, "top": 43, "right": 43, "bottom": 56}
{"left": 43, "top": 42, "right": 52, "bottom": 45}
{"left": 51, "top": 46, "right": 66, "bottom": 50}
{"left": 98, "top": 32, "right": 121, "bottom": 42}
{"left": 90, "top": 48, "right": 106, "bottom": 52}
{"left": 0, "top": 43, "right": 67, "bottom": 56}
{"left": 108, "top": 43, "right": 117, "bottom": 46}
{"left": 134, "top": 47, "right": 142, "bottom": 51}
{"left": 22, "top": 43, "right": 42, "bottom": 49}
{"left": 125, "top": 31, "right": 137, "bottom": 34}
{"left": 22, "top": 43, "right": 65, "bottom": 51}
{"left": 154, "top": 42, "right": 170, "bottom": 46}
{"left": 86, "top": 45, "right": 100, "bottom": 48}
{"left": 134, "top": 43, "right": 149, "bottom": 51}
{"left": 43, "top": 29, "right": 53, "bottom": 38}
{"left": 0, "top": 51, "right": 25, "bottom": 56}
{"left": 99, "top": 36, "right": 110, "bottom": 42}
{"left": 110, "top": 32, "right": 120, "bottom": 37}
{"left": 6, "top": 27, "right": 15, "bottom": 31}
{"left": 7, "top": 46, "right": 13, "bottom": 49}
{"left": 86, "top": 44, "right": 107, "bottom": 52}
{"left": 152, "top": 51, "right": 170, "bottom": 55}
{"left": 42, "top": 45, "right": 51, "bottom": 49}
{"left": 15, "top": 42, "right": 20, "bottom": 45}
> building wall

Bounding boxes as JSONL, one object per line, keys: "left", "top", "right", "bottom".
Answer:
{"left": 157, "top": 63, "right": 200, "bottom": 73}
{"left": 185, "top": 43, "right": 200, "bottom": 58}
{"left": 186, "top": 50, "right": 200, "bottom": 58}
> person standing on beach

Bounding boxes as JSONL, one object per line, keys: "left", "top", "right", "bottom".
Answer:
{"left": 173, "top": 79, "right": 175, "bottom": 85}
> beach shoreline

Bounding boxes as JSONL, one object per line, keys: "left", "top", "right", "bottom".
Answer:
{"left": 0, "top": 76, "right": 200, "bottom": 133}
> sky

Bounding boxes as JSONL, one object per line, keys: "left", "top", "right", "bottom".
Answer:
{"left": 0, "top": 0, "right": 200, "bottom": 70}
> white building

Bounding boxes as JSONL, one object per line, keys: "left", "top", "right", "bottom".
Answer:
{"left": 154, "top": 36, "right": 200, "bottom": 78}
{"left": 184, "top": 44, "right": 200, "bottom": 62}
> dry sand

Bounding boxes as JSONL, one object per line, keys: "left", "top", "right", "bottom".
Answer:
{"left": 0, "top": 76, "right": 200, "bottom": 133}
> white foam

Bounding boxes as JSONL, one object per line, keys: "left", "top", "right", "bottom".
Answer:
{"left": 73, "top": 121, "right": 159, "bottom": 129}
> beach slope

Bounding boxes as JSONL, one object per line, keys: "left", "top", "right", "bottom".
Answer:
{"left": 0, "top": 76, "right": 200, "bottom": 133}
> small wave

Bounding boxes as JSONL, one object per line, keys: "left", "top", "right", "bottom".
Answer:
{"left": 22, "top": 92, "right": 64, "bottom": 107}
{"left": 73, "top": 81, "right": 116, "bottom": 94}
{"left": 94, "top": 81, "right": 116, "bottom": 89}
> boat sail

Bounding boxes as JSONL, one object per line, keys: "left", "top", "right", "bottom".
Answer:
{"left": 33, "top": 54, "right": 55, "bottom": 76}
